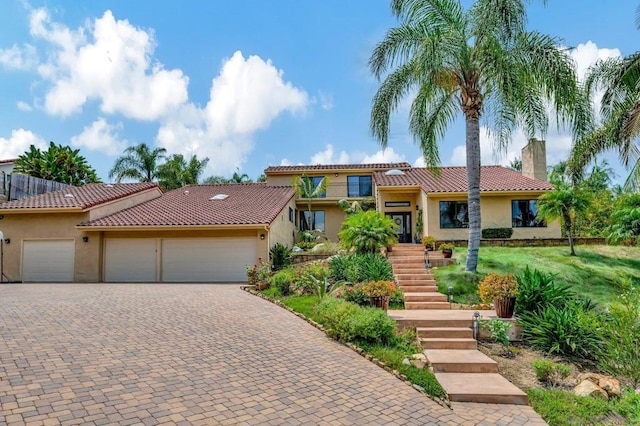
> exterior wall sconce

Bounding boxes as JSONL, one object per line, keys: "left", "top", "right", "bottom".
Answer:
{"left": 335, "top": 173, "right": 339, "bottom": 177}
{"left": 260, "top": 234, "right": 265, "bottom": 240}
{"left": 82, "top": 236, "right": 89, "bottom": 243}
{"left": 4, "top": 238, "right": 9, "bottom": 244}
{"left": 415, "top": 205, "right": 419, "bottom": 211}
{"left": 0, "top": 215, "right": 3, "bottom": 219}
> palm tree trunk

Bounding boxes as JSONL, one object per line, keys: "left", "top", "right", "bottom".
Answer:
{"left": 465, "top": 114, "right": 482, "bottom": 272}
{"left": 564, "top": 210, "right": 576, "bottom": 256}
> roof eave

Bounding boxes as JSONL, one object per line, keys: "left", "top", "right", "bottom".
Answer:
{"left": 76, "top": 223, "right": 271, "bottom": 232}
{"left": 0, "top": 207, "right": 83, "bottom": 214}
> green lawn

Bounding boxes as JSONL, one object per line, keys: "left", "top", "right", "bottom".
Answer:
{"left": 434, "top": 245, "right": 640, "bottom": 305}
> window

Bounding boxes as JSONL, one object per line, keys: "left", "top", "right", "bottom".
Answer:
{"left": 347, "top": 176, "right": 372, "bottom": 197}
{"left": 385, "top": 201, "right": 410, "bottom": 207}
{"left": 299, "top": 211, "right": 325, "bottom": 231}
{"left": 439, "top": 201, "right": 469, "bottom": 228}
{"left": 289, "top": 207, "right": 294, "bottom": 223}
{"left": 512, "top": 200, "right": 546, "bottom": 227}
{"left": 309, "top": 176, "right": 326, "bottom": 198}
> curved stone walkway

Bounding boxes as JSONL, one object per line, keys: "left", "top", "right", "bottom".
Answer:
{"left": 0, "top": 284, "right": 545, "bottom": 425}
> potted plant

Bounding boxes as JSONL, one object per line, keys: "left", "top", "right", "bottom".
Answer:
{"left": 422, "top": 235, "right": 437, "bottom": 251}
{"left": 438, "top": 243, "right": 455, "bottom": 258}
{"left": 361, "top": 280, "right": 396, "bottom": 311}
{"left": 246, "top": 258, "right": 272, "bottom": 290}
{"left": 478, "top": 273, "right": 519, "bottom": 318}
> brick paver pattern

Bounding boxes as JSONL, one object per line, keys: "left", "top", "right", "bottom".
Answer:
{"left": 0, "top": 284, "right": 546, "bottom": 425}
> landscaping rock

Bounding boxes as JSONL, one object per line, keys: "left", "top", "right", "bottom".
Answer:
{"left": 599, "top": 377, "right": 621, "bottom": 398}
{"left": 402, "top": 358, "right": 411, "bottom": 366}
{"left": 410, "top": 360, "right": 425, "bottom": 369}
{"left": 411, "top": 353, "right": 427, "bottom": 361}
{"left": 574, "top": 380, "right": 608, "bottom": 400}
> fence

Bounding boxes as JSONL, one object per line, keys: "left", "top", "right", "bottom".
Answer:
{"left": 7, "top": 174, "right": 71, "bottom": 201}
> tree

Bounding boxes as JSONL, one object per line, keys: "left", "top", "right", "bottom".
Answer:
{"left": 509, "top": 157, "right": 522, "bottom": 172}
{"left": 14, "top": 142, "right": 99, "bottom": 185}
{"left": 369, "top": 0, "right": 588, "bottom": 272}
{"left": 606, "top": 193, "right": 640, "bottom": 244}
{"left": 109, "top": 143, "right": 166, "bottom": 183}
{"left": 203, "top": 175, "right": 229, "bottom": 184}
{"left": 156, "top": 154, "right": 209, "bottom": 191}
{"left": 338, "top": 198, "right": 375, "bottom": 215}
{"left": 537, "top": 164, "right": 592, "bottom": 255}
{"left": 338, "top": 211, "right": 399, "bottom": 254}
{"left": 292, "top": 173, "right": 329, "bottom": 231}
{"left": 229, "top": 169, "right": 252, "bottom": 183}
{"left": 257, "top": 174, "right": 267, "bottom": 182}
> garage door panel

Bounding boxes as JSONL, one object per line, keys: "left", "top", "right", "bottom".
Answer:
{"left": 162, "top": 238, "right": 256, "bottom": 282}
{"left": 105, "top": 239, "right": 157, "bottom": 282}
{"left": 23, "top": 240, "right": 74, "bottom": 282}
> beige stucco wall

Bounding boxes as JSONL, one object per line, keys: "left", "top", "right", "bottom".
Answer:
{"left": 88, "top": 188, "right": 163, "bottom": 221}
{"left": 0, "top": 212, "right": 102, "bottom": 282}
{"left": 294, "top": 202, "right": 346, "bottom": 241}
{"left": 425, "top": 193, "right": 561, "bottom": 240}
{"left": 268, "top": 198, "right": 297, "bottom": 250}
{"left": 267, "top": 172, "right": 373, "bottom": 200}
{"left": 377, "top": 189, "right": 421, "bottom": 239}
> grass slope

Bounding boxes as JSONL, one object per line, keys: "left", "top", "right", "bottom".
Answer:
{"left": 434, "top": 245, "right": 640, "bottom": 305}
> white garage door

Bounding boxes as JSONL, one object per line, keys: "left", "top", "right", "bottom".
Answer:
{"left": 161, "top": 238, "right": 257, "bottom": 282}
{"left": 22, "top": 240, "right": 74, "bottom": 282}
{"left": 104, "top": 239, "right": 157, "bottom": 282}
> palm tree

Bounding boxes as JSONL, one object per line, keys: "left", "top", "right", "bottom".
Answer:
{"left": 292, "top": 173, "right": 329, "bottom": 231}
{"left": 229, "top": 169, "right": 252, "bottom": 183}
{"left": 369, "top": 0, "right": 589, "bottom": 272}
{"left": 156, "top": 154, "right": 210, "bottom": 191}
{"left": 338, "top": 211, "right": 398, "bottom": 254}
{"left": 109, "top": 143, "right": 167, "bottom": 183}
{"left": 203, "top": 175, "right": 229, "bottom": 184}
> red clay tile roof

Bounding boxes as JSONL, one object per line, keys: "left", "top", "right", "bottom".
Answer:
{"left": 373, "top": 166, "right": 554, "bottom": 192}
{"left": 265, "top": 162, "right": 411, "bottom": 173}
{"left": 79, "top": 183, "right": 296, "bottom": 227}
{"left": 0, "top": 182, "right": 159, "bottom": 210}
{"left": 0, "top": 158, "right": 17, "bottom": 164}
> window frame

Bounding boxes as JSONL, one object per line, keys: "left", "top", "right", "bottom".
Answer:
{"left": 299, "top": 210, "right": 326, "bottom": 232}
{"left": 347, "top": 175, "right": 373, "bottom": 197}
{"left": 511, "top": 199, "right": 546, "bottom": 228}
{"left": 439, "top": 201, "right": 469, "bottom": 229}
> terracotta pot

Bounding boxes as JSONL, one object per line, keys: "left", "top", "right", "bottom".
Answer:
{"left": 442, "top": 249, "right": 453, "bottom": 258}
{"left": 256, "top": 281, "right": 270, "bottom": 291}
{"left": 494, "top": 296, "right": 516, "bottom": 318}
{"left": 369, "top": 296, "right": 390, "bottom": 311}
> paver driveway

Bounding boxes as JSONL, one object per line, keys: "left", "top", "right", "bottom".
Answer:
{"left": 0, "top": 284, "right": 545, "bottom": 425}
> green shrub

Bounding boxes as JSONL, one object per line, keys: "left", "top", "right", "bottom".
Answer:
{"left": 390, "top": 286, "right": 405, "bottom": 308}
{"left": 532, "top": 359, "right": 572, "bottom": 385}
{"left": 481, "top": 227, "right": 514, "bottom": 238}
{"left": 340, "top": 282, "right": 370, "bottom": 306}
{"left": 338, "top": 210, "right": 398, "bottom": 254}
{"left": 516, "top": 266, "right": 572, "bottom": 316}
{"left": 520, "top": 302, "right": 602, "bottom": 360}
{"left": 398, "top": 365, "right": 447, "bottom": 399}
{"left": 613, "top": 387, "right": 640, "bottom": 424}
{"left": 310, "top": 241, "right": 342, "bottom": 255}
{"left": 268, "top": 269, "right": 297, "bottom": 296}
{"left": 598, "top": 279, "right": 640, "bottom": 386}
{"left": 269, "top": 243, "right": 292, "bottom": 270}
{"left": 528, "top": 388, "right": 613, "bottom": 426}
{"left": 315, "top": 298, "right": 360, "bottom": 340}
{"left": 480, "top": 319, "right": 511, "bottom": 348}
{"left": 295, "top": 241, "right": 317, "bottom": 251}
{"left": 261, "top": 286, "right": 281, "bottom": 299}
{"left": 348, "top": 307, "right": 396, "bottom": 344}
{"left": 328, "top": 253, "right": 393, "bottom": 282}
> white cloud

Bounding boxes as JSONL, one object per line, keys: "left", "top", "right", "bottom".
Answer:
{"left": 413, "top": 156, "right": 426, "bottom": 167}
{"left": 0, "top": 44, "right": 37, "bottom": 70}
{"left": 280, "top": 158, "right": 292, "bottom": 166}
{"left": 16, "top": 101, "right": 33, "bottom": 112}
{"left": 318, "top": 90, "right": 334, "bottom": 111}
{"left": 157, "top": 51, "right": 309, "bottom": 175}
{"left": 71, "top": 118, "right": 127, "bottom": 155}
{"left": 310, "top": 144, "right": 351, "bottom": 164}
{"left": 362, "top": 147, "right": 405, "bottom": 163}
{"left": 570, "top": 41, "right": 621, "bottom": 81}
{"left": 28, "top": 8, "right": 188, "bottom": 119}
{"left": 0, "top": 129, "right": 47, "bottom": 159}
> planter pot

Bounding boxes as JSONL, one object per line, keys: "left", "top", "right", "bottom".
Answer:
{"left": 442, "top": 249, "right": 453, "bottom": 258}
{"left": 369, "top": 296, "right": 390, "bottom": 311}
{"left": 256, "top": 281, "right": 270, "bottom": 291}
{"left": 494, "top": 296, "right": 516, "bottom": 318}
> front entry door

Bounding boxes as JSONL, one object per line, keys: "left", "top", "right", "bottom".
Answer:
{"left": 386, "top": 212, "right": 412, "bottom": 243}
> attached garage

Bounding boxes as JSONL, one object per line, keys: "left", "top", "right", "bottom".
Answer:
{"left": 161, "top": 238, "right": 257, "bottom": 282}
{"left": 22, "top": 240, "right": 74, "bottom": 282}
{"left": 104, "top": 239, "right": 158, "bottom": 282}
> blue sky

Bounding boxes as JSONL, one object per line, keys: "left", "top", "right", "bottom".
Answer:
{"left": 0, "top": 1, "right": 638, "bottom": 183}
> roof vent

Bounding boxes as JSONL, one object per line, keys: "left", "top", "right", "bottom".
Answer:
{"left": 385, "top": 169, "right": 405, "bottom": 176}
{"left": 210, "top": 194, "right": 229, "bottom": 200}
{"left": 183, "top": 190, "right": 190, "bottom": 195}
{"left": 64, "top": 193, "right": 74, "bottom": 198}
{"left": 104, "top": 184, "right": 114, "bottom": 188}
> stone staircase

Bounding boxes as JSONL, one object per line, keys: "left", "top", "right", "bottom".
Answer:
{"left": 388, "top": 244, "right": 450, "bottom": 310}
{"left": 387, "top": 244, "right": 528, "bottom": 405}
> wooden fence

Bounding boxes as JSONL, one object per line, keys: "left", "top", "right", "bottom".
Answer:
{"left": 7, "top": 174, "right": 71, "bottom": 201}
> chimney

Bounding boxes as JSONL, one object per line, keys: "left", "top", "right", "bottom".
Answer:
{"left": 521, "top": 138, "right": 547, "bottom": 182}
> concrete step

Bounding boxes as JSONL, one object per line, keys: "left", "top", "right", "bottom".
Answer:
{"left": 388, "top": 257, "right": 425, "bottom": 264}
{"left": 435, "top": 373, "right": 528, "bottom": 405}
{"left": 395, "top": 279, "right": 437, "bottom": 286}
{"left": 395, "top": 274, "right": 436, "bottom": 282}
{"left": 392, "top": 269, "right": 433, "bottom": 276}
{"left": 396, "top": 318, "right": 473, "bottom": 329}
{"left": 405, "top": 302, "right": 451, "bottom": 310}
{"left": 420, "top": 338, "right": 477, "bottom": 350}
{"left": 425, "top": 349, "right": 498, "bottom": 373}
{"left": 399, "top": 286, "right": 439, "bottom": 293}
{"left": 416, "top": 327, "right": 473, "bottom": 339}
{"left": 404, "top": 293, "right": 448, "bottom": 303}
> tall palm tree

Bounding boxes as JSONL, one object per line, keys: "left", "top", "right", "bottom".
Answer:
{"left": 109, "top": 143, "right": 167, "bottom": 183}
{"left": 370, "top": 0, "right": 589, "bottom": 272}
{"left": 156, "top": 154, "right": 209, "bottom": 191}
{"left": 229, "top": 169, "right": 252, "bottom": 183}
{"left": 293, "top": 173, "right": 329, "bottom": 231}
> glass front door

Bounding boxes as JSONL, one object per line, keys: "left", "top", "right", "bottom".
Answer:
{"left": 386, "top": 212, "right": 412, "bottom": 243}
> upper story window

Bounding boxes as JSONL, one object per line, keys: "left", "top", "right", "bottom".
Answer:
{"left": 347, "top": 175, "right": 372, "bottom": 197}
{"left": 308, "top": 176, "right": 326, "bottom": 198}
{"left": 512, "top": 200, "right": 546, "bottom": 227}
{"left": 440, "top": 201, "right": 469, "bottom": 228}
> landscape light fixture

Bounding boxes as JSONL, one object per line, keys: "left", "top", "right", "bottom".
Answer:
{"left": 448, "top": 286, "right": 453, "bottom": 303}
{"left": 4, "top": 239, "right": 9, "bottom": 244}
{"left": 473, "top": 311, "right": 481, "bottom": 340}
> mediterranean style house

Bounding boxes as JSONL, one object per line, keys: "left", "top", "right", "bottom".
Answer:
{"left": 0, "top": 140, "right": 557, "bottom": 283}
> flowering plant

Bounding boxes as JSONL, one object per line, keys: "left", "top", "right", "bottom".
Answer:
{"left": 421, "top": 235, "right": 437, "bottom": 249}
{"left": 478, "top": 273, "right": 519, "bottom": 302}
{"left": 361, "top": 280, "right": 397, "bottom": 297}
{"left": 245, "top": 257, "right": 271, "bottom": 285}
